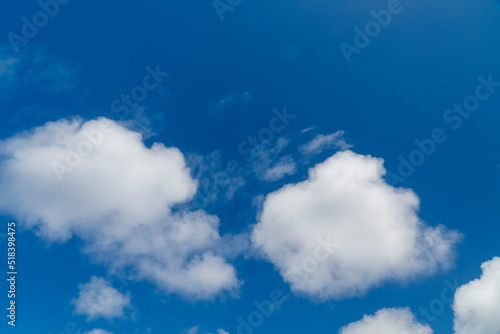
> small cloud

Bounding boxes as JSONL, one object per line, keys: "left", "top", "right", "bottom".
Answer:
{"left": 250, "top": 137, "right": 297, "bottom": 182}
{"left": 275, "top": 137, "right": 290, "bottom": 152}
{"left": 71, "top": 276, "right": 131, "bottom": 321}
{"left": 299, "top": 131, "right": 352, "bottom": 156}
{"left": 299, "top": 126, "right": 316, "bottom": 134}
{"left": 263, "top": 155, "right": 297, "bottom": 182}
{"left": 181, "top": 326, "right": 199, "bottom": 334}
{"left": 209, "top": 88, "right": 255, "bottom": 113}
{"left": 340, "top": 308, "right": 433, "bottom": 334}
{"left": 85, "top": 330, "right": 114, "bottom": 334}
{"left": 453, "top": 257, "right": 500, "bottom": 334}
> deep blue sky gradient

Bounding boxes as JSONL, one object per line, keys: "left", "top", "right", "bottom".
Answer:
{"left": 1, "top": 0, "right": 500, "bottom": 333}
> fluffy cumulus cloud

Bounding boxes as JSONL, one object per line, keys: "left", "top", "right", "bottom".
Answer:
{"left": 453, "top": 257, "right": 500, "bottom": 334}
{"left": 340, "top": 308, "right": 433, "bottom": 334}
{"left": 251, "top": 151, "right": 461, "bottom": 300}
{"left": 0, "top": 117, "right": 239, "bottom": 299}
{"left": 72, "top": 276, "right": 130, "bottom": 320}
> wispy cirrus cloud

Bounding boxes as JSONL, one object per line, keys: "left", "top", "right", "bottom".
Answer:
{"left": 299, "top": 130, "right": 352, "bottom": 156}
{"left": 209, "top": 88, "right": 255, "bottom": 113}
{"left": 0, "top": 45, "right": 78, "bottom": 95}
{"left": 250, "top": 137, "right": 297, "bottom": 182}
{"left": 261, "top": 155, "right": 297, "bottom": 182}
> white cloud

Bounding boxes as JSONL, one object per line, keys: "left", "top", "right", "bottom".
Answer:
{"left": 299, "top": 131, "right": 352, "bottom": 156}
{"left": 184, "top": 326, "right": 199, "bottom": 334}
{"left": 217, "top": 330, "right": 229, "bottom": 334}
{"left": 299, "top": 126, "right": 316, "bottom": 133}
{"left": 340, "top": 308, "right": 433, "bottom": 334}
{"left": 453, "top": 257, "right": 500, "bottom": 334}
{"left": 251, "top": 150, "right": 461, "bottom": 300}
{"left": 0, "top": 117, "right": 239, "bottom": 299}
{"left": 262, "top": 155, "right": 297, "bottom": 181}
{"left": 72, "top": 276, "right": 130, "bottom": 321}
{"left": 84, "top": 330, "right": 114, "bottom": 334}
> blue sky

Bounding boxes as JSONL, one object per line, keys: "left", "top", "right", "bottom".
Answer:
{"left": 1, "top": 0, "right": 500, "bottom": 334}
